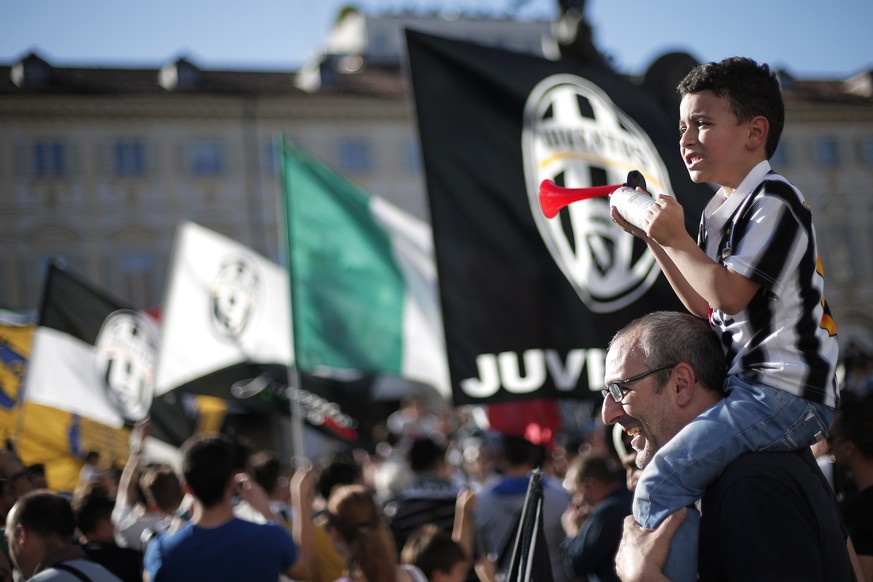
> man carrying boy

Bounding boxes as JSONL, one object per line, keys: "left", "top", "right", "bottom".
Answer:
{"left": 611, "top": 57, "right": 840, "bottom": 581}
{"left": 601, "top": 311, "right": 855, "bottom": 581}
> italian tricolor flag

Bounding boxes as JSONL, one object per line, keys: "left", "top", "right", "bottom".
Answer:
{"left": 279, "top": 139, "right": 450, "bottom": 398}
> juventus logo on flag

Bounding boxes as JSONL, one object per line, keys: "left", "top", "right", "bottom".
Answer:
{"left": 406, "top": 30, "right": 710, "bottom": 405}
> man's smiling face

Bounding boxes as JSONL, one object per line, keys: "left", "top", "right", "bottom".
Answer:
{"left": 601, "top": 338, "right": 679, "bottom": 470}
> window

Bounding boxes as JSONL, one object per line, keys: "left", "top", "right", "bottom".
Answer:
{"left": 189, "top": 140, "right": 224, "bottom": 177}
{"left": 33, "top": 140, "right": 65, "bottom": 178}
{"left": 113, "top": 139, "right": 145, "bottom": 177}
{"left": 262, "top": 139, "right": 279, "bottom": 176}
{"left": 337, "top": 139, "right": 371, "bottom": 174}
{"left": 120, "top": 250, "right": 155, "bottom": 306}
{"left": 813, "top": 138, "right": 838, "bottom": 167}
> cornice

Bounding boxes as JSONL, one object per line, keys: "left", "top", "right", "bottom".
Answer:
{"left": 0, "top": 93, "right": 412, "bottom": 122}
{"left": 786, "top": 103, "right": 873, "bottom": 123}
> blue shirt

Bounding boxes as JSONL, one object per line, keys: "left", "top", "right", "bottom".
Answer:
{"left": 144, "top": 518, "right": 297, "bottom": 582}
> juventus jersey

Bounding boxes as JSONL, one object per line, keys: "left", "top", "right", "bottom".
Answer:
{"left": 698, "top": 161, "right": 840, "bottom": 407}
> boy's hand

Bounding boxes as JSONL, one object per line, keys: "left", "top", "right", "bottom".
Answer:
{"left": 646, "top": 194, "right": 687, "bottom": 247}
{"left": 611, "top": 204, "right": 648, "bottom": 239}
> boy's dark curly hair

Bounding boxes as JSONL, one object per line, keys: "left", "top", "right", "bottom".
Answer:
{"left": 677, "top": 56, "right": 784, "bottom": 159}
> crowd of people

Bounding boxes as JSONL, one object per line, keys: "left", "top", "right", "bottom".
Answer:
{"left": 0, "top": 336, "right": 869, "bottom": 582}
{"left": 2, "top": 54, "right": 873, "bottom": 581}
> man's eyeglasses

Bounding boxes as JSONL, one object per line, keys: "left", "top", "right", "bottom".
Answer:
{"left": 602, "top": 364, "right": 677, "bottom": 403}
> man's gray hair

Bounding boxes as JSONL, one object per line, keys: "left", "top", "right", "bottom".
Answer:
{"left": 610, "top": 311, "right": 726, "bottom": 393}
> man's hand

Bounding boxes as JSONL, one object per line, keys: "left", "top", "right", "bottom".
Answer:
{"left": 615, "top": 508, "right": 687, "bottom": 582}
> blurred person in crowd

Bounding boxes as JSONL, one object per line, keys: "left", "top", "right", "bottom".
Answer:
{"left": 235, "top": 450, "right": 293, "bottom": 526}
{"left": 73, "top": 492, "right": 142, "bottom": 582}
{"left": 142, "top": 434, "right": 312, "bottom": 581}
{"left": 401, "top": 524, "right": 470, "bottom": 582}
{"left": 79, "top": 452, "right": 102, "bottom": 485}
{"left": 473, "top": 434, "right": 571, "bottom": 582}
{"left": 6, "top": 490, "right": 122, "bottom": 581}
{"left": 113, "top": 461, "right": 183, "bottom": 553}
{"left": 830, "top": 391, "right": 873, "bottom": 582}
{"left": 387, "top": 398, "right": 441, "bottom": 452}
{"left": 371, "top": 456, "right": 413, "bottom": 505}
{"left": 315, "top": 452, "right": 363, "bottom": 512}
{"left": 236, "top": 449, "right": 347, "bottom": 582}
{"left": 25, "top": 466, "right": 47, "bottom": 491}
{"left": 0, "top": 447, "right": 32, "bottom": 498}
{"left": 560, "top": 454, "right": 632, "bottom": 581}
{"left": 326, "top": 484, "right": 426, "bottom": 582}
{"left": 459, "top": 437, "right": 495, "bottom": 493}
{"left": 845, "top": 354, "right": 873, "bottom": 397}
{"left": 112, "top": 420, "right": 183, "bottom": 552}
{"left": 0, "top": 481, "right": 15, "bottom": 525}
{"left": 385, "top": 437, "right": 460, "bottom": 553}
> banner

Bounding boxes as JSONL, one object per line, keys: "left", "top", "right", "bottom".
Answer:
{"left": 406, "top": 30, "right": 710, "bottom": 405}
{"left": 1, "top": 314, "right": 132, "bottom": 492}
{"left": 280, "top": 139, "right": 450, "bottom": 398}
{"left": 154, "top": 221, "right": 394, "bottom": 446}
{"left": 155, "top": 221, "right": 294, "bottom": 399}
{"left": 25, "top": 262, "right": 158, "bottom": 428}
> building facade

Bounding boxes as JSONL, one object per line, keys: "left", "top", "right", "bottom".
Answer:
{"left": 2, "top": 9, "right": 872, "bottom": 353}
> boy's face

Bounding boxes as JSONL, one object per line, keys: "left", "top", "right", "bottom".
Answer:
{"left": 678, "top": 90, "right": 757, "bottom": 191}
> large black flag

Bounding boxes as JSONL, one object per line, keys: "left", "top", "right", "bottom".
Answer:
{"left": 406, "top": 30, "right": 709, "bottom": 405}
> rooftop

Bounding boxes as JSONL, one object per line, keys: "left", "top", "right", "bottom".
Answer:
{"left": 1, "top": 51, "right": 870, "bottom": 106}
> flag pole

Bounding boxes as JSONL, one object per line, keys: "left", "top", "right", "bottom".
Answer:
{"left": 277, "top": 135, "right": 307, "bottom": 463}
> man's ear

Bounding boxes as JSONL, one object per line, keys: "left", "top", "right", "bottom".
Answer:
{"left": 747, "top": 116, "right": 769, "bottom": 150}
{"left": 672, "top": 363, "right": 696, "bottom": 406}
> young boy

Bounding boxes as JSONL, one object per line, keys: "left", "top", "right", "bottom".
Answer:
{"left": 611, "top": 57, "right": 840, "bottom": 582}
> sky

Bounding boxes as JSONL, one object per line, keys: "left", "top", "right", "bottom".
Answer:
{"left": 1, "top": 0, "right": 871, "bottom": 79}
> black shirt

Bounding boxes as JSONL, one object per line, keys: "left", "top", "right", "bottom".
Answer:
{"left": 82, "top": 542, "right": 143, "bottom": 582}
{"left": 698, "top": 449, "right": 854, "bottom": 582}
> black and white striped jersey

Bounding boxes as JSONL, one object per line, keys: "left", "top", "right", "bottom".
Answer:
{"left": 698, "top": 161, "right": 840, "bottom": 407}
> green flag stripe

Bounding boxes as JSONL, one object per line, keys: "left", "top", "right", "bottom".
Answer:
{"left": 282, "top": 141, "right": 405, "bottom": 374}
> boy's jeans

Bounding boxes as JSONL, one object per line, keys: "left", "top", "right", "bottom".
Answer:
{"left": 635, "top": 375, "right": 834, "bottom": 582}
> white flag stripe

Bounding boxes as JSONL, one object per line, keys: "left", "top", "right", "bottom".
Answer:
{"left": 370, "top": 197, "right": 450, "bottom": 396}
{"left": 25, "top": 327, "right": 125, "bottom": 427}
{"left": 154, "top": 222, "right": 293, "bottom": 395}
